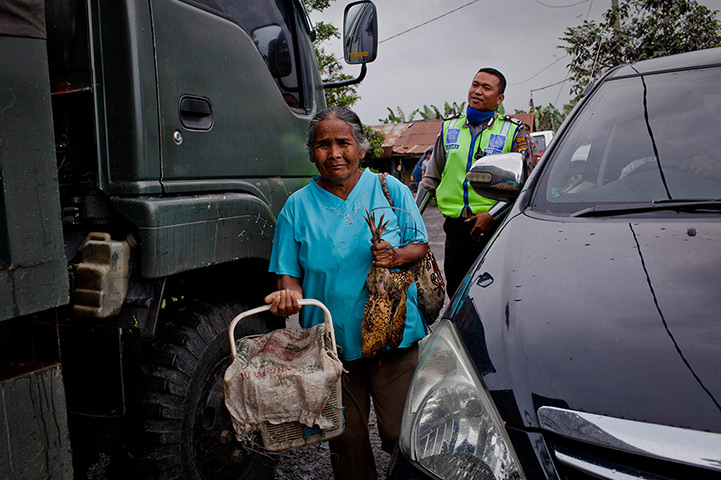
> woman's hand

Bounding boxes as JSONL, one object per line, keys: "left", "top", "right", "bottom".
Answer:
{"left": 264, "top": 275, "right": 303, "bottom": 317}
{"left": 371, "top": 240, "right": 398, "bottom": 268}
{"left": 264, "top": 288, "right": 302, "bottom": 316}
{"left": 371, "top": 240, "right": 428, "bottom": 268}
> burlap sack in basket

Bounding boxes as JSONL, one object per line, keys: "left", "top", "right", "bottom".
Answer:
{"left": 223, "top": 324, "right": 344, "bottom": 438}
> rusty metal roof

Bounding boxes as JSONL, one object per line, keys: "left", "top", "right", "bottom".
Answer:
{"left": 371, "top": 119, "right": 442, "bottom": 157}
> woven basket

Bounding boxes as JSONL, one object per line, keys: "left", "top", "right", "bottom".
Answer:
{"left": 227, "top": 299, "right": 344, "bottom": 452}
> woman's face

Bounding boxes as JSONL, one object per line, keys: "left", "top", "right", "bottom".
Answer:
{"left": 311, "top": 118, "right": 366, "bottom": 184}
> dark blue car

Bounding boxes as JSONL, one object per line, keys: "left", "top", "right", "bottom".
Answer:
{"left": 390, "top": 47, "right": 721, "bottom": 479}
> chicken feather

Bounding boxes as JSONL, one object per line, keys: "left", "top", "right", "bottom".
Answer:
{"left": 361, "top": 210, "right": 419, "bottom": 358}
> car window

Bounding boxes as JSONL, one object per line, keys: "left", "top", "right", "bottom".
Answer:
{"left": 533, "top": 66, "right": 721, "bottom": 214}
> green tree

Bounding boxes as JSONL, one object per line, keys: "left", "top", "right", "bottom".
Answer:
{"left": 363, "top": 125, "right": 385, "bottom": 158}
{"left": 561, "top": 0, "right": 721, "bottom": 100}
{"left": 443, "top": 101, "right": 466, "bottom": 118}
{"left": 531, "top": 103, "right": 565, "bottom": 131}
{"left": 378, "top": 106, "right": 416, "bottom": 124}
{"left": 417, "top": 105, "right": 441, "bottom": 120}
{"left": 303, "top": 0, "right": 360, "bottom": 108}
{"left": 379, "top": 101, "right": 468, "bottom": 123}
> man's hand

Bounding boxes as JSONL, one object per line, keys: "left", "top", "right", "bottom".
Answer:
{"left": 466, "top": 212, "right": 495, "bottom": 242}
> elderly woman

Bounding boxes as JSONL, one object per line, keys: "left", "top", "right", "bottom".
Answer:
{"left": 264, "top": 107, "right": 429, "bottom": 479}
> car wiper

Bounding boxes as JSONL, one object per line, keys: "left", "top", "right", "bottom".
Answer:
{"left": 571, "top": 199, "right": 721, "bottom": 217}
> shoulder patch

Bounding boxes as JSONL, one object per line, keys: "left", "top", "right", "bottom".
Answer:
{"left": 503, "top": 115, "right": 522, "bottom": 125}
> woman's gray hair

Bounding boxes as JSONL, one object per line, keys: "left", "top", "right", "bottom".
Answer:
{"left": 306, "top": 107, "right": 371, "bottom": 154}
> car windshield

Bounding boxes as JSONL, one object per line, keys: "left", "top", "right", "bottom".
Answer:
{"left": 532, "top": 66, "right": 721, "bottom": 215}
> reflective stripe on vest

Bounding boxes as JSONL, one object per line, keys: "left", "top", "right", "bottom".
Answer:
{"left": 436, "top": 114, "right": 518, "bottom": 218}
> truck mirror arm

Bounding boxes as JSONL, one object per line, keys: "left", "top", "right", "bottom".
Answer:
{"left": 323, "top": 64, "right": 367, "bottom": 89}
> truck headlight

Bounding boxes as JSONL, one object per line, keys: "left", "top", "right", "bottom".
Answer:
{"left": 400, "top": 320, "right": 524, "bottom": 480}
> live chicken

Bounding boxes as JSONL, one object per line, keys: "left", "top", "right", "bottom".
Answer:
{"left": 361, "top": 210, "right": 419, "bottom": 358}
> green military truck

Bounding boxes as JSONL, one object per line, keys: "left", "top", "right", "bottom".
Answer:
{"left": 0, "top": 0, "right": 377, "bottom": 478}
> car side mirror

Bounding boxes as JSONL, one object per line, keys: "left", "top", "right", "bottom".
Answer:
{"left": 466, "top": 152, "right": 526, "bottom": 204}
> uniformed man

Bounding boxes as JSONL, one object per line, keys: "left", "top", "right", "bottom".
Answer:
{"left": 416, "top": 67, "right": 531, "bottom": 297}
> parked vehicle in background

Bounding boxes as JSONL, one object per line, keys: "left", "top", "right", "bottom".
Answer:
{"left": 530, "top": 129, "right": 554, "bottom": 166}
{"left": 390, "top": 47, "right": 721, "bottom": 479}
{"left": 0, "top": 1, "right": 377, "bottom": 478}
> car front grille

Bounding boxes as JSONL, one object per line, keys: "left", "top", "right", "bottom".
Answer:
{"left": 546, "top": 435, "right": 718, "bottom": 480}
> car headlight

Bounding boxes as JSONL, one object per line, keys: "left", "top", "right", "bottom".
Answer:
{"left": 400, "top": 319, "right": 524, "bottom": 480}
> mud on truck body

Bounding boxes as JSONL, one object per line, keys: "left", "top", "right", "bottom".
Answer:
{"left": 0, "top": 1, "right": 377, "bottom": 478}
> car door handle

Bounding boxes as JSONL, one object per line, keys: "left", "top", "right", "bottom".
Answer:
{"left": 178, "top": 95, "right": 213, "bottom": 130}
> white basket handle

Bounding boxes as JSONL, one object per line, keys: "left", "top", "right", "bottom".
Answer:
{"left": 228, "top": 299, "right": 337, "bottom": 359}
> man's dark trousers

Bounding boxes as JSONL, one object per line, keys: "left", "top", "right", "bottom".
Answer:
{"left": 443, "top": 216, "right": 492, "bottom": 297}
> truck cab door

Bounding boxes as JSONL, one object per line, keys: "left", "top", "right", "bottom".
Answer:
{"left": 149, "top": 0, "right": 319, "bottom": 193}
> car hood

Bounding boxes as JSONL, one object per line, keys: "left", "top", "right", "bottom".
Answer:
{"left": 454, "top": 213, "right": 721, "bottom": 434}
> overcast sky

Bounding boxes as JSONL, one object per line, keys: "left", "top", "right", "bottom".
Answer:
{"left": 313, "top": 0, "right": 721, "bottom": 126}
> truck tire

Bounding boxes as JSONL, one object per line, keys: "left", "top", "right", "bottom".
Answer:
{"left": 142, "top": 300, "right": 277, "bottom": 480}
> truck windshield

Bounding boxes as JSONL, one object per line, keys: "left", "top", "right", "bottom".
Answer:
{"left": 532, "top": 66, "right": 721, "bottom": 215}
{"left": 192, "top": 0, "right": 309, "bottom": 111}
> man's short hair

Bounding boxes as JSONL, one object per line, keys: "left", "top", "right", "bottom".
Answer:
{"left": 477, "top": 67, "right": 507, "bottom": 94}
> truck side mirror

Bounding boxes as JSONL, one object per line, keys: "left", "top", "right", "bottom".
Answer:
{"left": 324, "top": 1, "right": 377, "bottom": 89}
{"left": 343, "top": 1, "right": 377, "bottom": 64}
{"left": 466, "top": 152, "right": 526, "bottom": 204}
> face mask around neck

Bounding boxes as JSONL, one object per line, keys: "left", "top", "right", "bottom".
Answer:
{"left": 466, "top": 106, "right": 496, "bottom": 126}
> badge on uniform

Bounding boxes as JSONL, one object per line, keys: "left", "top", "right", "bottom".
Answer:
{"left": 488, "top": 134, "right": 506, "bottom": 151}
{"left": 446, "top": 128, "right": 460, "bottom": 144}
